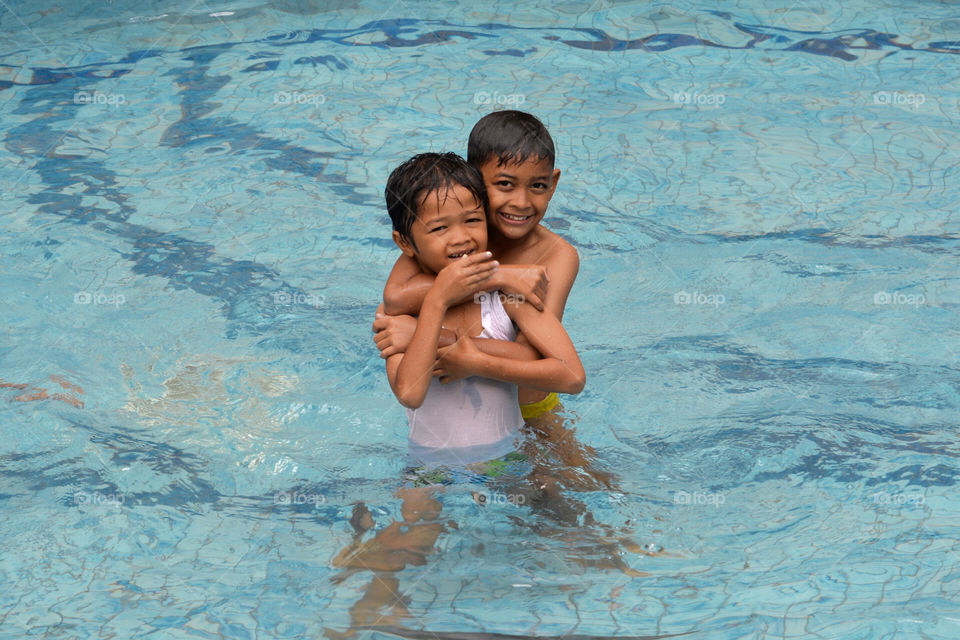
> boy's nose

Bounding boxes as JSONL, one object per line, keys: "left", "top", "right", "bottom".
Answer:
{"left": 510, "top": 189, "right": 531, "bottom": 210}
{"left": 449, "top": 224, "right": 471, "bottom": 246}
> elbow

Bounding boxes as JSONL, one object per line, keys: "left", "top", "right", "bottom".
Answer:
{"left": 396, "top": 386, "right": 425, "bottom": 410}
{"left": 564, "top": 378, "right": 586, "bottom": 395}
{"left": 382, "top": 288, "right": 404, "bottom": 316}
{"left": 562, "top": 368, "right": 586, "bottom": 395}
{"left": 399, "top": 398, "right": 422, "bottom": 410}
{"left": 570, "top": 369, "right": 587, "bottom": 394}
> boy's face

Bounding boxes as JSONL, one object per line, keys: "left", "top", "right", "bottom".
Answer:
{"left": 393, "top": 184, "right": 487, "bottom": 275}
{"left": 479, "top": 156, "right": 560, "bottom": 242}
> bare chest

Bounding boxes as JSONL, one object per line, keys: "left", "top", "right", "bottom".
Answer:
{"left": 442, "top": 300, "right": 485, "bottom": 338}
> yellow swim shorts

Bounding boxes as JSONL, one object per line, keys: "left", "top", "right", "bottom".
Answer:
{"left": 520, "top": 392, "right": 561, "bottom": 420}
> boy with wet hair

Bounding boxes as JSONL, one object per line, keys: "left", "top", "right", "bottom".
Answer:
{"left": 374, "top": 111, "right": 607, "bottom": 488}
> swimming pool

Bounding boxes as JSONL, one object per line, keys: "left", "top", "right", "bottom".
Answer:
{"left": 1, "top": 0, "right": 958, "bottom": 637}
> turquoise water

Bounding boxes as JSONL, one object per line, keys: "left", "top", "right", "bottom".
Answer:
{"left": 1, "top": 0, "right": 959, "bottom": 638}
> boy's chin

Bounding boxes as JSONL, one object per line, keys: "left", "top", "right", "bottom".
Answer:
{"left": 492, "top": 220, "right": 533, "bottom": 238}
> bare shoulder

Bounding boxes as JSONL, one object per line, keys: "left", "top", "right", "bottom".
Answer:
{"left": 530, "top": 226, "right": 579, "bottom": 318}
{"left": 535, "top": 226, "right": 579, "bottom": 274}
{"left": 529, "top": 226, "right": 579, "bottom": 268}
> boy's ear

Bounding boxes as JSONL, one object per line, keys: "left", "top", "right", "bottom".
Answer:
{"left": 549, "top": 168, "right": 561, "bottom": 195}
{"left": 393, "top": 230, "right": 417, "bottom": 257}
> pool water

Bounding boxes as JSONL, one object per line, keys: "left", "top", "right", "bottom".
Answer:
{"left": 1, "top": 0, "right": 959, "bottom": 638}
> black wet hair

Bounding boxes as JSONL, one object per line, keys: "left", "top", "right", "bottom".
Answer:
{"left": 467, "top": 110, "right": 555, "bottom": 169}
{"left": 385, "top": 152, "right": 488, "bottom": 246}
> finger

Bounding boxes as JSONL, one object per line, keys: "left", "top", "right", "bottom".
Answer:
{"left": 463, "top": 251, "right": 494, "bottom": 265}
{"left": 377, "top": 343, "right": 394, "bottom": 357}
{"left": 379, "top": 343, "right": 397, "bottom": 358}
{"left": 470, "top": 273, "right": 495, "bottom": 288}
{"left": 528, "top": 294, "right": 544, "bottom": 312}
{"left": 376, "top": 302, "right": 386, "bottom": 317}
{"left": 472, "top": 260, "right": 499, "bottom": 275}
{"left": 373, "top": 317, "right": 388, "bottom": 331}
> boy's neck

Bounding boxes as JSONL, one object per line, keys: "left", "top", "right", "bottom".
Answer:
{"left": 414, "top": 256, "right": 438, "bottom": 276}
{"left": 488, "top": 226, "right": 539, "bottom": 255}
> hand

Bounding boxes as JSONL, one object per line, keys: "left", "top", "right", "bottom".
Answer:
{"left": 434, "top": 331, "right": 482, "bottom": 383}
{"left": 496, "top": 264, "right": 548, "bottom": 312}
{"left": 372, "top": 304, "right": 418, "bottom": 358}
{"left": 431, "top": 251, "right": 498, "bottom": 308}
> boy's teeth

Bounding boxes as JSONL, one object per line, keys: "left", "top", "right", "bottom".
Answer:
{"left": 501, "top": 213, "right": 530, "bottom": 221}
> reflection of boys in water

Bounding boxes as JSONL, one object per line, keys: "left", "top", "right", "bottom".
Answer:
{"left": 1, "top": 375, "right": 84, "bottom": 408}
{"left": 327, "top": 477, "right": 669, "bottom": 638}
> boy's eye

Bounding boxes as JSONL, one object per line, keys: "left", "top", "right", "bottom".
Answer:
{"left": 494, "top": 180, "right": 513, "bottom": 188}
{"left": 531, "top": 182, "right": 548, "bottom": 190}
{"left": 428, "top": 226, "right": 446, "bottom": 233}
{"left": 466, "top": 217, "right": 484, "bottom": 223}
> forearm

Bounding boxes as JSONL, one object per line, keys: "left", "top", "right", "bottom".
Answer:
{"left": 384, "top": 253, "right": 497, "bottom": 315}
{"left": 466, "top": 354, "right": 585, "bottom": 395}
{"left": 471, "top": 338, "right": 540, "bottom": 361}
{"left": 394, "top": 296, "right": 446, "bottom": 408}
{"left": 384, "top": 278, "right": 492, "bottom": 316}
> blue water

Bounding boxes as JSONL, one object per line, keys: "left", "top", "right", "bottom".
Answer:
{"left": 1, "top": 0, "right": 959, "bottom": 638}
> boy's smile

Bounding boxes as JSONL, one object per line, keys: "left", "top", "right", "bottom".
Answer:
{"left": 479, "top": 156, "right": 560, "bottom": 242}
{"left": 394, "top": 184, "right": 488, "bottom": 274}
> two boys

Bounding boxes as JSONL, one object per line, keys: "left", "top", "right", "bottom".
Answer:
{"left": 375, "top": 111, "right": 602, "bottom": 480}
{"left": 382, "top": 151, "right": 584, "bottom": 467}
